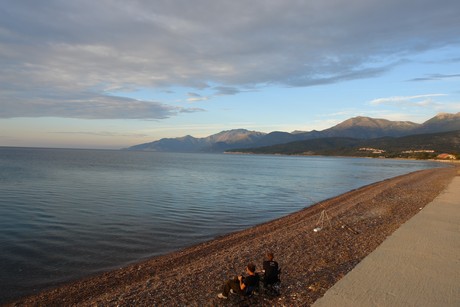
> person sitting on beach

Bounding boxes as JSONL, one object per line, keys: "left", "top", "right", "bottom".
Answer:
{"left": 262, "top": 252, "right": 280, "bottom": 288}
{"left": 217, "top": 263, "right": 259, "bottom": 299}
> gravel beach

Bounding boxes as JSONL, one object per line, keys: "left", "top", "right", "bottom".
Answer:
{"left": 6, "top": 166, "right": 457, "bottom": 307}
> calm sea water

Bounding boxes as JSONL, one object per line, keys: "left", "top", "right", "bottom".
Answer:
{"left": 0, "top": 147, "right": 441, "bottom": 302}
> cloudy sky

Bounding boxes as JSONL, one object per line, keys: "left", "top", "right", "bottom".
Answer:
{"left": 1, "top": 0, "right": 460, "bottom": 149}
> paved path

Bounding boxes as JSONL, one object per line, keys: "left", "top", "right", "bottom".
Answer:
{"left": 313, "top": 175, "right": 460, "bottom": 307}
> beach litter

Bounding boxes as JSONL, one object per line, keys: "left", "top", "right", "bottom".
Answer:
{"left": 314, "top": 209, "right": 331, "bottom": 232}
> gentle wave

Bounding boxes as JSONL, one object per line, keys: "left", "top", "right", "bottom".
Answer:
{"left": 0, "top": 148, "right": 440, "bottom": 302}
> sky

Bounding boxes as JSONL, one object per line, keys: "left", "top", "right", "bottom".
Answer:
{"left": 1, "top": 0, "right": 460, "bottom": 149}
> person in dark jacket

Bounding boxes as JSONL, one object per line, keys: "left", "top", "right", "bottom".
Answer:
{"left": 262, "top": 252, "right": 280, "bottom": 288}
{"left": 218, "top": 263, "right": 259, "bottom": 299}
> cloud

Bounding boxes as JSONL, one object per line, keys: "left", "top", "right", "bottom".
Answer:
{"left": 51, "top": 131, "right": 150, "bottom": 138}
{"left": 369, "top": 94, "right": 448, "bottom": 107}
{"left": 186, "top": 87, "right": 242, "bottom": 102}
{"left": 213, "top": 86, "right": 241, "bottom": 96}
{"left": 1, "top": 0, "right": 459, "bottom": 118}
{"left": 408, "top": 73, "right": 460, "bottom": 82}
{"left": 0, "top": 91, "right": 203, "bottom": 119}
{"left": 187, "top": 92, "right": 209, "bottom": 102}
{"left": 286, "top": 64, "right": 398, "bottom": 87}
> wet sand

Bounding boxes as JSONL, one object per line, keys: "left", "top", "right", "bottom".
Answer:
{"left": 6, "top": 166, "right": 457, "bottom": 307}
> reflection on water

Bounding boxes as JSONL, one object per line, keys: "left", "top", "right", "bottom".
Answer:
{"left": 0, "top": 148, "right": 440, "bottom": 302}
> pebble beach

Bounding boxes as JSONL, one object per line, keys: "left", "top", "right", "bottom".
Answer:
{"left": 6, "top": 166, "right": 457, "bottom": 307}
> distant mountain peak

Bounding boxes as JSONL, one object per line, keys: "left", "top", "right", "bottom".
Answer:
{"left": 126, "top": 112, "right": 460, "bottom": 152}
{"left": 432, "top": 112, "right": 460, "bottom": 120}
{"left": 207, "top": 129, "right": 266, "bottom": 143}
{"left": 178, "top": 135, "right": 195, "bottom": 140}
{"left": 336, "top": 116, "right": 385, "bottom": 127}
{"left": 416, "top": 112, "right": 460, "bottom": 134}
{"left": 332, "top": 116, "right": 417, "bottom": 130}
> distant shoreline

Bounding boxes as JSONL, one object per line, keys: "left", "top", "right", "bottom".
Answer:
{"left": 225, "top": 150, "right": 460, "bottom": 163}
{"left": 8, "top": 166, "right": 457, "bottom": 306}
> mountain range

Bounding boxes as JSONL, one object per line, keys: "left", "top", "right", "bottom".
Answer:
{"left": 228, "top": 130, "right": 460, "bottom": 158}
{"left": 126, "top": 112, "right": 460, "bottom": 153}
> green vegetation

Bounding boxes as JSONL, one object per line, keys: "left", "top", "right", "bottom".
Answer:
{"left": 227, "top": 130, "right": 460, "bottom": 160}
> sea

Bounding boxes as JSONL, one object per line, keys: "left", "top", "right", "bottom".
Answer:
{"left": 0, "top": 147, "right": 442, "bottom": 302}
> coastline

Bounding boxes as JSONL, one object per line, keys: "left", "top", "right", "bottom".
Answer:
{"left": 6, "top": 166, "right": 457, "bottom": 306}
{"left": 313, "top": 173, "right": 460, "bottom": 306}
{"left": 225, "top": 150, "right": 460, "bottom": 162}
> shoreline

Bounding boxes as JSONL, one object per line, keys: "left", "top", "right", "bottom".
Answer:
{"left": 313, "top": 173, "right": 460, "bottom": 306}
{"left": 6, "top": 166, "right": 457, "bottom": 306}
{"left": 225, "top": 150, "right": 460, "bottom": 163}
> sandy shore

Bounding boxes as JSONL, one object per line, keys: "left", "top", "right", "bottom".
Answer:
{"left": 6, "top": 166, "right": 457, "bottom": 307}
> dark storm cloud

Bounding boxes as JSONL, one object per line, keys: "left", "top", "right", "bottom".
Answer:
{"left": 0, "top": 0, "right": 459, "bottom": 118}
